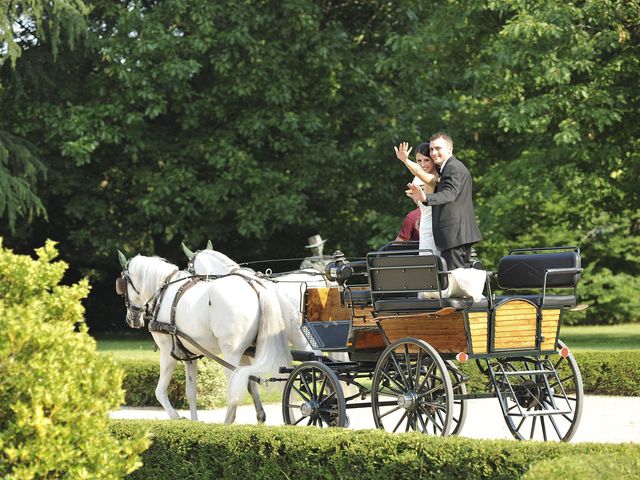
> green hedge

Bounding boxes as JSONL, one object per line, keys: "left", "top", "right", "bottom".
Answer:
{"left": 121, "top": 358, "right": 227, "bottom": 409}
{"left": 111, "top": 421, "right": 640, "bottom": 480}
{"left": 118, "top": 350, "right": 640, "bottom": 407}
{"left": 459, "top": 350, "right": 640, "bottom": 397}
{"left": 522, "top": 452, "right": 640, "bottom": 480}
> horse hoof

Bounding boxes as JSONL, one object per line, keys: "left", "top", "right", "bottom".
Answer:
{"left": 257, "top": 415, "right": 266, "bottom": 424}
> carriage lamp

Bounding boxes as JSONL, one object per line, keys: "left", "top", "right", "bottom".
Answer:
{"left": 325, "top": 250, "right": 354, "bottom": 284}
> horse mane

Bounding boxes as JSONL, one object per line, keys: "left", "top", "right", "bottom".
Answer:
{"left": 128, "top": 255, "right": 181, "bottom": 296}
{"left": 195, "top": 249, "right": 241, "bottom": 275}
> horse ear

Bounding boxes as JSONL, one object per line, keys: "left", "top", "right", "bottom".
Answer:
{"left": 117, "top": 250, "right": 128, "bottom": 268}
{"left": 206, "top": 240, "right": 213, "bottom": 250}
{"left": 181, "top": 242, "right": 195, "bottom": 260}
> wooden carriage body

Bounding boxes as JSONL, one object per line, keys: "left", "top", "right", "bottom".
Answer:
{"left": 287, "top": 245, "right": 585, "bottom": 441}
{"left": 301, "top": 246, "right": 581, "bottom": 361}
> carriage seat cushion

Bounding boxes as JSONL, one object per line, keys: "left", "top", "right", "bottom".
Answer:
{"left": 494, "top": 294, "right": 576, "bottom": 309}
{"left": 498, "top": 251, "right": 581, "bottom": 290}
{"left": 374, "top": 296, "right": 489, "bottom": 313}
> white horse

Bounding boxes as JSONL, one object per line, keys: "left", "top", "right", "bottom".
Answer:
{"left": 116, "top": 252, "right": 292, "bottom": 424}
{"left": 183, "top": 243, "right": 332, "bottom": 353}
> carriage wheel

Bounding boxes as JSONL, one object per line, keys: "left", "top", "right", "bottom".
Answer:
{"left": 491, "top": 340, "right": 583, "bottom": 442}
{"left": 371, "top": 338, "right": 454, "bottom": 435}
{"left": 447, "top": 361, "right": 468, "bottom": 436}
{"left": 282, "top": 361, "right": 347, "bottom": 428}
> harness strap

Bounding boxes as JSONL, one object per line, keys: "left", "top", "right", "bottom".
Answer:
{"left": 174, "top": 330, "right": 261, "bottom": 383}
{"left": 170, "top": 276, "right": 202, "bottom": 327}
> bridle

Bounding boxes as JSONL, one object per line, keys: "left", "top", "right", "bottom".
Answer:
{"left": 115, "top": 269, "right": 146, "bottom": 317}
{"left": 116, "top": 264, "right": 182, "bottom": 327}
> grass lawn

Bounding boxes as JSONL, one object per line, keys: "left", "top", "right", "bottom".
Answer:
{"left": 560, "top": 323, "right": 640, "bottom": 351}
{"left": 95, "top": 323, "right": 640, "bottom": 361}
{"left": 95, "top": 332, "right": 159, "bottom": 361}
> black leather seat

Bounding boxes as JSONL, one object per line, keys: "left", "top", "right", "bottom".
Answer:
{"left": 375, "top": 296, "right": 489, "bottom": 313}
{"left": 495, "top": 247, "right": 582, "bottom": 310}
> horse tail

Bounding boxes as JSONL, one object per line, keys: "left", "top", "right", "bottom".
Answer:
{"left": 227, "top": 283, "right": 292, "bottom": 405}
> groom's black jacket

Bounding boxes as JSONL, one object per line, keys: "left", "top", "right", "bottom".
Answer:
{"left": 424, "top": 155, "right": 482, "bottom": 251}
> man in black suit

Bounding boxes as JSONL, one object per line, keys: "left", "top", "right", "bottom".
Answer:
{"left": 407, "top": 132, "right": 482, "bottom": 269}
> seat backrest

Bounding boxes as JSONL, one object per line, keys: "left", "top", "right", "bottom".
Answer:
{"left": 377, "top": 241, "right": 419, "bottom": 253}
{"left": 497, "top": 248, "right": 581, "bottom": 290}
{"left": 367, "top": 252, "right": 448, "bottom": 297}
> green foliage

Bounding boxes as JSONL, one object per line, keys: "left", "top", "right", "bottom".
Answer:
{"left": 522, "top": 452, "right": 640, "bottom": 480}
{"left": 0, "top": 0, "right": 89, "bottom": 230}
{"left": 0, "top": 125, "right": 47, "bottom": 232}
{"left": 110, "top": 421, "right": 640, "bottom": 480}
{"left": 0, "top": 0, "right": 89, "bottom": 67}
{"left": 0, "top": 0, "right": 638, "bottom": 328}
{"left": 0, "top": 239, "right": 148, "bottom": 478}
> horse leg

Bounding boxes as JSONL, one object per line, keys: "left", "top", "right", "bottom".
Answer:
{"left": 184, "top": 359, "right": 198, "bottom": 421}
{"left": 222, "top": 351, "right": 244, "bottom": 425}
{"left": 240, "top": 355, "right": 266, "bottom": 424}
{"left": 156, "top": 349, "right": 181, "bottom": 420}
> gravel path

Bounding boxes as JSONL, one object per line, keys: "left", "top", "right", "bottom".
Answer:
{"left": 111, "top": 395, "right": 639, "bottom": 443}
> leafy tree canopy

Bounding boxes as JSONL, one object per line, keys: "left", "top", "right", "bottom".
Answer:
{"left": 0, "top": 0, "right": 638, "bottom": 326}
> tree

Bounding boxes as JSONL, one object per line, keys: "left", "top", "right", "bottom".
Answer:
{"left": 1, "top": 0, "right": 89, "bottom": 230}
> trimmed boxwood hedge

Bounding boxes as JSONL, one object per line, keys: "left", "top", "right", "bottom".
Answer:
{"left": 111, "top": 421, "right": 640, "bottom": 480}
{"left": 118, "top": 350, "right": 640, "bottom": 407}
{"left": 522, "top": 452, "right": 640, "bottom": 480}
{"left": 121, "top": 358, "right": 228, "bottom": 409}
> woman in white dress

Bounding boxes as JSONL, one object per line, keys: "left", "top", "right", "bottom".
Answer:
{"left": 394, "top": 142, "right": 439, "bottom": 255}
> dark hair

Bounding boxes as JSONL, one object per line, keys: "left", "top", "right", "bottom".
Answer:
{"left": 429, "top": 131, "right": 453, "bottom": 150}
{"left": 416, "top": 142, "right": 430, "bottom": 156}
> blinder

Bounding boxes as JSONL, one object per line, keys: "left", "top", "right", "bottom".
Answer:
{"left": 115, "top": 276, "right": 126, "bottom": 296}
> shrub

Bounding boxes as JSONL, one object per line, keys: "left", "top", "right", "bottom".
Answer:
{"left": 0, "top": 240, "right": 148, "bottom": 478}
{"left": 115, "top": 349, "right": 640, "bottom": 408}
{"left": 110, "top": 421, "right": 640, "bottom": 480}
{"left": 522, "top": 452, "right": 640, "bottom": 480}
{"left": 121, "top": 358, "right": 228, "bottom": 409}
{"left": 458, "top": 350, "right": 640, "bottom": 396}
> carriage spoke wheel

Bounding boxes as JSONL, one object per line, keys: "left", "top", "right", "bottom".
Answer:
{"left": 282, "top": 361, "right": 347, "bottom": 428}
{"left": 446, "top": 361, "right": 468, "bottom": 436}
{"left": 492, "top": 340, "right": 583, "bottom": 442}
{"left": 371, "top": 338, "right": 453, "bottom": 436}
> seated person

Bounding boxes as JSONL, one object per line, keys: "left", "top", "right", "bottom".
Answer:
{"left": 395, "top": 207, "right": 421, "bottom": 242}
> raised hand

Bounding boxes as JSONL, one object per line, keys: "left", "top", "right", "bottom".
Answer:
{"left": 406, "top": 182, "right": 427, "bottom": 202}
{"left": 394, "top": 142, "right": 412, "bottom": 163}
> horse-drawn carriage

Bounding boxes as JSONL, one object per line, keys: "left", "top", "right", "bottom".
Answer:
{"left": 281, "top": 243, "right": 584, "bottom": 442}
{"left": 116, "top": 242, "right": 584, "bottom": 442}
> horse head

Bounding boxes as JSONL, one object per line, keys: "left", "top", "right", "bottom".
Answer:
{"left": 116, "top": 252, "right": 180, "bottom": 329}
{"left": 115, "top": 251, "right": 148, "bottom": 329}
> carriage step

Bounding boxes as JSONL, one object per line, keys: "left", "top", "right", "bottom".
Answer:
{"left": 508, "top": 407, "right": 573, "bottom": 417}
{"left": 496, "top": 369, "right": 555, "bottom": 376}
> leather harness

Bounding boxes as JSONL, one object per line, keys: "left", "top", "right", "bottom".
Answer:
{"left": 148, "top": 271, "right": 264, "bottom": 368}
